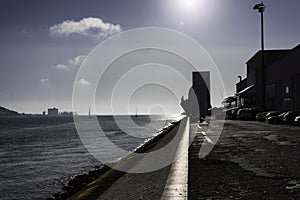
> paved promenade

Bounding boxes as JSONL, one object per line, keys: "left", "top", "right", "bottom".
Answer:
{"left": 189, "top": 120, "right": 300, "bottom": 199}
{"left": 161, "top": 117, "right": 189, "bottom": 199}
{"left": 97, "top": 117, "right": 190, "bottom": 200}
{"left": 82, "top": 118, "right": 300, "bottom": 200}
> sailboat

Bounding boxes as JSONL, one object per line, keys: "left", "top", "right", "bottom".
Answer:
{"left": 88, "top": 107, "right": 93, "bottom": 119}
{"left": 135, "top": 107, "right": 138, "bottom": 118}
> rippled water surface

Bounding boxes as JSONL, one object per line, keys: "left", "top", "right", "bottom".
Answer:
{"left": 0, "top": 115, "right": 180, "bottom": 200}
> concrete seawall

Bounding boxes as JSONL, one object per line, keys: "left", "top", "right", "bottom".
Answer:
{"left": 51, "top": 118, "right": 187, "bottom": 200}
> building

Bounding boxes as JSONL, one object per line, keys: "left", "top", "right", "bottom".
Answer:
{"left": 48, "top": 107, "right": 59, "bottom": 116}
{"left": 181, "top": 71, "right": 211, "bottom": 120}
{"left": 224, "top": 44, "right": 300, "bottom": 116}
{"left": 60, "top": 111, "right": 73, "bottom": 116}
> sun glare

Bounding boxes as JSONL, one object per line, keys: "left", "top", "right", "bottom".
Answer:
{"left": 179, "top": 0, "right": 198, "bottom": 9}
{"left": 174, "top": 0, "right": 212, "bottom": 21}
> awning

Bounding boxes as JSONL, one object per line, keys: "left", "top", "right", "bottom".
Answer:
{"left": 222, "top": 95, "right": 237, "bottom": 103}
{"left": 224, "top": 107, "right": 240, "bottom": 112}
{"left": 236, "top": 84, "right": 255, "bottom": 96}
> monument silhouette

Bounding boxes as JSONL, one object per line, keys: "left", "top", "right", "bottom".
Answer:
{"left": 181, "top": 71, "right": 211, "bottom": 121}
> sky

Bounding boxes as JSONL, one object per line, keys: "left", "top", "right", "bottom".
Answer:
{"left": 0, "top": 0, "right": 299, "bottom": 114}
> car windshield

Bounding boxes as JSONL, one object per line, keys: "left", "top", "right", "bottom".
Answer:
{"left": 267, "top": 112, "right": 280, "bottom": 116}
{"left": 279, "top": 112, "right": 287, "bottom": 117}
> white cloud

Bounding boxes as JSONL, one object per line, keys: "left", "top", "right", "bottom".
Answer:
{"left": 40, "top": 78, "right": 49, "bottom": 85}
{"left": 68, "top": 55, "right": 86, "bottom": 67}
{"left": 54, "top": 64, "right": 70, "bottom": 71}
{"left": 54, "top": 55, "right": 86, "bottom": 71}
{"left": 75, "top": 78, "right": 91, "bottom": 87}
{"left": 49, "top": 17, "right": 122, "bottom": 38}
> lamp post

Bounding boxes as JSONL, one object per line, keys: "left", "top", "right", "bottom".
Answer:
{"left": 253, "top": 2, "right": 266, "bottom": 51}
{"left": 253, "top": 2, "right": 266, "bottom": 111}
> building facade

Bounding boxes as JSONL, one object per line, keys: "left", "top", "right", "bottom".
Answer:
{"left": 48, "top": 107, "right": 59, "bottom": 116}
{"left": 225, "top": 44, "right": 300, "bottom": 115}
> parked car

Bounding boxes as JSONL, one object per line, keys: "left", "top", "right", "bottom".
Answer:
{"left": 283, "top": 111, "right": 300, "bottom": 125}
{"left": 237, "top": 108, "right": 256, "bottom": 120}
{"left": 295, "top": 116, "right": 300, "bottom": 125}
{"left": 256, "top": 112, "right": 268, "bottom": 122}
{"left": 265, "top": 111, "right": 283, "bottom": 119}
{"left": 267, "top": 112, "right": 287, "bottom": 124}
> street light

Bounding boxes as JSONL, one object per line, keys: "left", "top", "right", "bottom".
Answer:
{"left": 253, "top": 2, "right": 266, "bottom": 112}
{"left": 253, "top": 2, "right": 266, "bottom": 51}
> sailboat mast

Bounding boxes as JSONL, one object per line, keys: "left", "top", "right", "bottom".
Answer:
{"left": 135, "top": 107, "right": 137, "bottom": 117}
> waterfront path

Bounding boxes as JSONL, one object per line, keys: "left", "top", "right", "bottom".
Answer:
{"left": 97, "top": 117, "right": 190, "bottom": 200}
{"left": 161, "top": 117, "right": 189, "bottom": 199}
{"left": 189, "top": 120, "right": 300, "bottom": 199}
{"left": 72, "top": 118, "right": 300, "bottom": 199}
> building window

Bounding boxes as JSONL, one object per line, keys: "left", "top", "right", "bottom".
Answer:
{"left": 285, "top": 86, "right": 290, "bottom": 94}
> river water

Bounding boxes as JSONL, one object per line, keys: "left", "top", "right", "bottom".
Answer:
{"left": 0, "top": 115, "right": 181, "bottom": 200}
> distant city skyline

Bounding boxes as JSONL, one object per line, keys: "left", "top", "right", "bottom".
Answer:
{"left": 0, "top": 0, "right": 299, "bottom": 114}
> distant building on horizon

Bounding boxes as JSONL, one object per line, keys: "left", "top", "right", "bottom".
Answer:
{"left": 48, "top": 107, "right": 58, "bottom": 116}
{"left": 60, "top": 111, "right": 73, "bottom": 116}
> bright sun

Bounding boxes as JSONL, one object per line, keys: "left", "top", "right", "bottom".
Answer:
{"left": 175, "top": 0, "right": 206, "bottom": 17}
{"left": 179, "top": 0, "right": 198, "bottom": 9}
